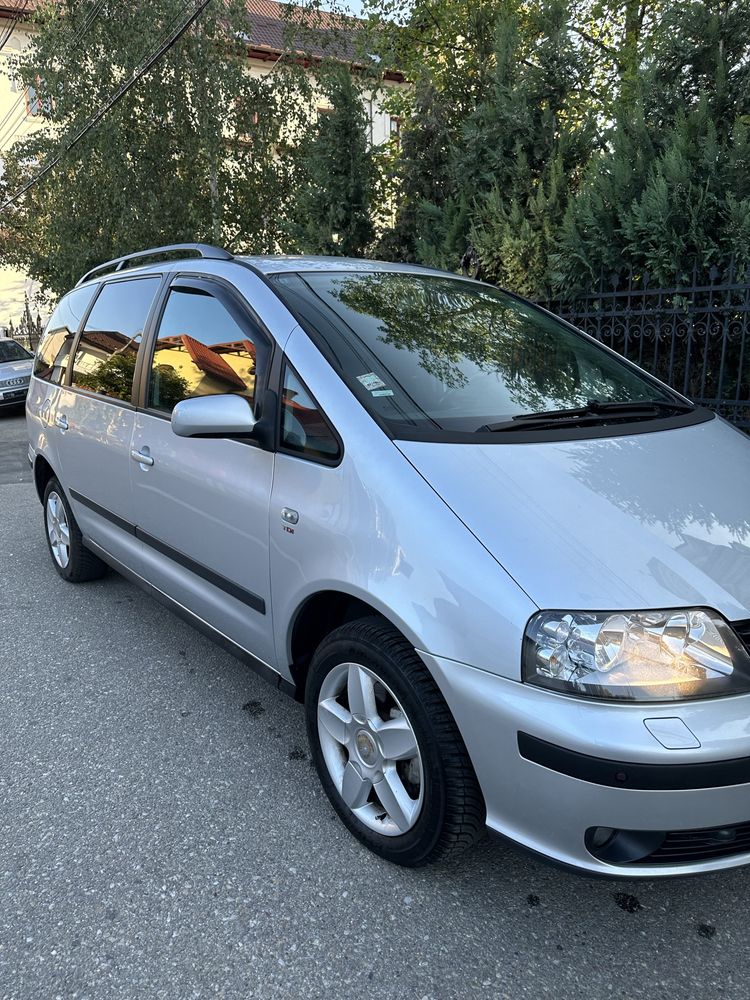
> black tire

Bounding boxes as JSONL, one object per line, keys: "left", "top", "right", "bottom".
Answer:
{"left": 306, "top": 616, "right": 485, "bottom": 867}
{"left": 43, "top": 477, "right": 106, "bottom": 583}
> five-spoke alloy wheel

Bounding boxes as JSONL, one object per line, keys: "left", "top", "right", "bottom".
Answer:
{"left": 46, "top": 490, "right": 71, "bottom": 569}
{"left": 306, "top": 617, "right": 485, "bottom": 867}
{"left": 317, "top": 661, "right": 424, "bottom": 836}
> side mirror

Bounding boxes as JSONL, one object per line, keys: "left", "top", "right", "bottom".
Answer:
{"left": 171, "top": 394, "right": 257, "bottom": 439}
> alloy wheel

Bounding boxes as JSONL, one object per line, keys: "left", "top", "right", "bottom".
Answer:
{"left": 317, "top": 661, "right": 424, "bottom": 836}
{"left": 46, "top": 491, "right": 71, "bottom": 569}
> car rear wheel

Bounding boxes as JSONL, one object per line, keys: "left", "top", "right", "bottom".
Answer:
{"left": 43, "top": 478, "right": 106, "bottom": 583}
{"left": 306, "top": 617, "right": 485, "bottom": 866}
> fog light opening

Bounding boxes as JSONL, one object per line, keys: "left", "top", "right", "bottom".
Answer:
{"left": 588, "top": 826, "right": 616, "bottom": 850}
{"left": 585, "top": 826, "right": 666, "bottom": 864}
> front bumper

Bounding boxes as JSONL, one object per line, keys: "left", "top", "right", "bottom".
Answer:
{"left": 0, "top": 385, "right": 29, "bottom": 406}
{"left": 420, "top": 651, "right": 750, "bottom": 877}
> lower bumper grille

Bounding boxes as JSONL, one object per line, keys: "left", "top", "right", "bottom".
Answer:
{"left": 645, "top": 820, "right": 750, "bottom": 864}
{"left": 587, "top": 820, "right": 750, "bottom": 865}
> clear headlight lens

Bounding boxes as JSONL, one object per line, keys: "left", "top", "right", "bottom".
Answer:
{"left": 523, "top": 608, "right": 750, "bottom": 701}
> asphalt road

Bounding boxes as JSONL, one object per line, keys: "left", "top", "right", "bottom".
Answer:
{"left": 1, "top": 408, "right": 749, "bottom": 1000}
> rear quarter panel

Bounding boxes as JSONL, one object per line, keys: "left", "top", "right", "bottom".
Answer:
{"left": 26, "top": 376, "right": 60, "bottom": 494}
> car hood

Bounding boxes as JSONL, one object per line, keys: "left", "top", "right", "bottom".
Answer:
{"left": 0, "top": 358, "right": 32, "bottom": 377}
{"left": 397, "top": 417, "right": 750, "bottom": 620}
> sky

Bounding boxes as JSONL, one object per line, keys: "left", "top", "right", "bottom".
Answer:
{"left": 337, "top": 1, "right": 365, "bottom": 14}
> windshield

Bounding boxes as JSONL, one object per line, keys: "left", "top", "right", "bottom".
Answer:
{"left": 0, "top": 340, "right": 32, "bottom": 363}
{"left": 271, "top": 271, "right": 679, "bottom": 438}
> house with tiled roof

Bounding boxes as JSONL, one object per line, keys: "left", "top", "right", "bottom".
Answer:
{"left": 0, "top": 1, "right": 406, "bottom": 331}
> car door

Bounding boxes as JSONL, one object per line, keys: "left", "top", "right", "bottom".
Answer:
{"left": 129, "top": 275, "right": 277, "bottom": 667}
{"left": 27, "top": 283, "right": 99, "bottom": 478}
{"left": 55, "top": 274, "right": 162, "bottom": 571}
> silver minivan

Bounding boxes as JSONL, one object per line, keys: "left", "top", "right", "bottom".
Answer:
{"left": 27, "top": 244, "right": 750, "bottom": 876}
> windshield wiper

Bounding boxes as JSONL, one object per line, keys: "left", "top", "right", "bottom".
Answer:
{"left": 479, "top": 398, "right": 695, "bottom": 433}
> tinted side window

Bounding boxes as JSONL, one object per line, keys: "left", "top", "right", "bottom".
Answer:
{"left": 71, "top": 277, "right": 160, "bottom": 401}
{"left": 147, "top": 286, "right": 263, "bottom": 414}
{"left": 34, "top": 286, "right": 95, "bottom": 383}
{"left": 281, "top": 366, "right": 341, "bottom": 462}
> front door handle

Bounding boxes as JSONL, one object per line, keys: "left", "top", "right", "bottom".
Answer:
{"left": 130, "top": 448, "right": 154, "bottom": 467}
{"left": 55, "top": 414, "right": 68, "bottom": 430}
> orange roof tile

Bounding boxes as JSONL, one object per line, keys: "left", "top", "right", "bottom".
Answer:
{"left": 181, "top": 334, "right": 248, "bottom": 390}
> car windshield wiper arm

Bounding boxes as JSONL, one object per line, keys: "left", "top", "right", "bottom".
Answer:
{"left": 479, "top": 398, "right": 695, "bottom": 433}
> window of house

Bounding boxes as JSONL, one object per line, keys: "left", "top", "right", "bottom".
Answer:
{"left": 147, "top": 285, "right": 265, "bottom": 415}
{"left": 281, "top": 365, "right": 341, "bottom": 463}
{"left": 26, "top": 83, "right": 41, "bottom": 116}
{"left": 34, "top": 286, "right": 97, "bottom": 384}
{"left": 389, "top": 116, "right": 402, "bottom": 145}
{"left": 25, "top": 76, "right": 53, "bottom": 117}
{"left": 70, "top": 277, "right": 160, "bottom": 401}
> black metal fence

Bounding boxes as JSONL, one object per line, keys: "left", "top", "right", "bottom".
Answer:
{"left": 543, "top": 263, "right": 750, "bottom": 430}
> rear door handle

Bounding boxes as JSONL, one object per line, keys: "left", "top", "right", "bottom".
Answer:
{"left": 130, "top": 448, "right": 154, "bottom": 467}
{"left": 55, "top": 415, "right": 68, "bottom": 430}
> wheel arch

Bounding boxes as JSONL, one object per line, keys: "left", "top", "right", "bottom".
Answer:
{"left": 287, "top": 588, "right": 422, "bottom": 701}
{"left": 33, "top": 453, "right": 58, "bottom": 504}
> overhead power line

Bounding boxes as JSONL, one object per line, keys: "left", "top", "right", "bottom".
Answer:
{"left": 1, "top": 0, "right": 213, "bottom": 212}
{"left": 0, "top": 0, "right": 107, "bottom": 154}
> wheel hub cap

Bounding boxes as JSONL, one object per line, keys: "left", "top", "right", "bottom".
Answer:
{"left": 355, "top": 729, "right": 378, "bottom": 766}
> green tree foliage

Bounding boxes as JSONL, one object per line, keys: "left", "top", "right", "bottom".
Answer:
{"left": 289, "top": 66, "right": 377, "bottom": 256}
{"left": 0, "top": 0, "right": 310, "bottom": 296}
{"left": 3, "top": 0, "right": 750, "bottom": 300}
{"left": 363, "top": 0, "right": 750, "bottom": 295}
{"left": 557, "top": 1, "right": 750, "bottom": 290}
{"left": 372, "top": 1, "right": 592, "bottom": 295}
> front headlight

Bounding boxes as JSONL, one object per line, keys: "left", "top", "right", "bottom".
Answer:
{"left": 523, "top": 608, "right": 750, "bottom": 701}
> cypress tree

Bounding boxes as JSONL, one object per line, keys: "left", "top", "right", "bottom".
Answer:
{"left": 291, "top": 67, "right": 376, "bottom": 257}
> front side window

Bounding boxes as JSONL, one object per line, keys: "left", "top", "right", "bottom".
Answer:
{"left": 34, "top": 286, "right": 95, "bottom": 383}
{"left": 147, "top": 286, "right": 263, "bottom": 414}
{"left": 71, "top": 277, "right": 160, "bottom": 401}
{"left": 281, "top": 365, "right": 341, "bottom": 462}
{"left": 270, "top": 271, "right": 685, "bottom": 439}
{"left": 0, "top": 339, "right": 32, "bottom": 363}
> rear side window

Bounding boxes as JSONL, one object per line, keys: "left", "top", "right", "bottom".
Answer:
{"left": 34, "top": 285, "right": 95, "bottom": 384}
{"left": 281, "top": 365, "right": 341, "bottom": 463}
{"left": 147, "top": 286, "right": 265, "bottom": 414}
{"left": 71, "top": 277, "right": 160, "bottom": 401}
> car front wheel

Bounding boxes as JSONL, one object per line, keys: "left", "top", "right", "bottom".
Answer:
{"left": 306, "top": 617, "right": 485, "bottom": 866}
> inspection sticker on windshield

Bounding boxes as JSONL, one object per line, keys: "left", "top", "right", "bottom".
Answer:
{"left": 372, "top": 389, "right": 394, "bottom": 397}
{"left": 357, "top": 372, "right": 386, "bottom": 391}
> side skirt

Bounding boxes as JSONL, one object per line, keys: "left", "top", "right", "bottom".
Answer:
{"left": 84, "top": 536, "right": 297, "bottom": 699}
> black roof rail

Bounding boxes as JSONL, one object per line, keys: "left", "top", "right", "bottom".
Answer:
{"left": 76, "top": 243, "right": 233, "bottom": 287}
